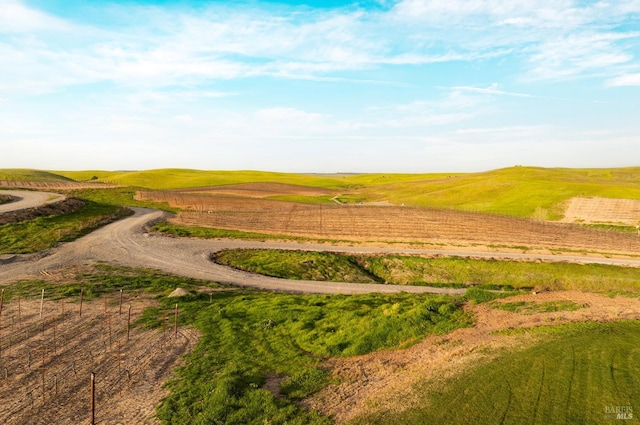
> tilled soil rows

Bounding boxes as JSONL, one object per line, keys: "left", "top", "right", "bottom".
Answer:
{"left": 138, "top": 191, "right": 640, "bottom": 255}
{"left": 0, "top": 295, "right": 197, "bottom": 425}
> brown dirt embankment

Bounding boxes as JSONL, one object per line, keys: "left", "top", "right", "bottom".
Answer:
{"left": 0, "top": 198, "right": 86, "bottom": 225}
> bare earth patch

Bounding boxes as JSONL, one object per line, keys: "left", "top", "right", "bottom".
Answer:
{"left": 0, "top": 293, "right": 199, "bottom": 425}
{"left": 304, "top": 291, "right": 640, "bottom": 423}
{"left": 561, "top": 197, "right": 640, "bottom": 225}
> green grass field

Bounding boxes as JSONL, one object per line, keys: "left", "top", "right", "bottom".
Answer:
{"left": 0, "top": 169, "right": 74, "bottom": 182}
{"left": 214, "top": 249, "right": 640, "bottom": 294}
{"left": 13, "top": 165, "right": 635, "bottom": 219}
{"left": 352, "top": 321, "right": 640, "bottom": 425}
{"left": 134, "top": 282, "right": 474, "bottom": 424}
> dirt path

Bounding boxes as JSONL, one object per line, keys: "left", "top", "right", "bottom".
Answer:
{"left": 3, "top": 206, "right": 640, "bottom": 293}
{"left": 0, "top": 190, "right": 65, "bottom": 214}
{"left": 305, "top": 291, "right": 640, "bottom": 423}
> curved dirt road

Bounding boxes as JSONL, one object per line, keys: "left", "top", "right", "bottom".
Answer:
{"left": 0, "top": 208, "right": 463, "bottom": 294}
{"left": 2, "top": 205, "right": 640, "bottom": 294}
{"left": 0, "top": 190, "right": 65, "bottom": 213}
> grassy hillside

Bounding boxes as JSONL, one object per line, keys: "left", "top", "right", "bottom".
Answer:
{"left": 55, "top": 169, "right": 356, "bottom": 190}
{"left": 354, "top": 166, "right": 640, "bottom": 218}
{"left": 0, "top": 169, "right": 73, "bottom": 182}
{"left": 3, "top": 166, "right": 639, "bottom": 219}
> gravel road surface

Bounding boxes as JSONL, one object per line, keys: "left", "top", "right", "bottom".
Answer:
{"left": 0, "top": 190, "right": 65, "bottom": 213}
{"left": 2, "top": 201, "right": 640, "bottom": 294}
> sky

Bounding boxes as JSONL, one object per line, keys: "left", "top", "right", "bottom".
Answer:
{"left": 0, "top": 0, "right": 639, "bottom": 173}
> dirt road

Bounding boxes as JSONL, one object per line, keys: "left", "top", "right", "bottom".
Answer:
{"left": 0, "top": 190, "right": 65, "bottom": 213}
{"left": 3, "top": 202, "right": 640, "bottom": 294}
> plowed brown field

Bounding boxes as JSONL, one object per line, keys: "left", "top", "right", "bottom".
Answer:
{"left": 138, "top": 190, "right": 640, "bottom": 255}
{"left": 561, "top": 196, "right": 640, "bottom": 225}
{"left": 174, "top": 182, "right": 336, "bottom": 198}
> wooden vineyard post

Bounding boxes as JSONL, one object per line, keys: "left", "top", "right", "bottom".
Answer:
{"left": 39, "top": 289, "right": 45, "bottom": 319}
{"left": 127, "top": 305, "right": 131, "bottom": 342}
{"left": 119, "top": 289, "right": 123, "bottom": 315}
{"left": 79, "top": 289, "right": 84, "bottom": 318}
{"left": 174, "top": 303, "right": 178, "bottom": 337}
{"left": 0, "top": 288, "right": 4, "bottom": 317}
{"left": 90, "top": 372, "right": 96, "bottom": 425}
{"left": 108, "top": 315, "right": 112, "bottom": 349}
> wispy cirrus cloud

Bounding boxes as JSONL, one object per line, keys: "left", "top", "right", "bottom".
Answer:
{"left": 2, "top": 0, "right": 640, "bottom": 96}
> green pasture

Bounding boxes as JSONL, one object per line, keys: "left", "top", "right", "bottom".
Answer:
{"left": 4, "top": 166, "right": 640, "bottom": 219}
{"left": 353, "top": 320, "right": 640, "bottom": 425}
{"left": 214, "top": 249, "right": 640, "bottom": 294}
{"left": 353, "top": 166, "right": 640, "bottom": 218}
{"left": 152, "top": 290, "right": 473, "bottom": 424}
{"left": 0, "top": 169, "right": 73, "bottom": 182}
{"left": 55, "top": 169, "right": 353, "bottom": 190}
{"left": 213, "top": 250, "right": 381, "bottom": 284}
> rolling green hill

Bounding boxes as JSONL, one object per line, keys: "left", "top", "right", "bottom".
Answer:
{"left": 3, "top": 166, "right": 640, "bottom": 219}
{"left": 54, "top": 169, "right": 355, "bottom": 190}
{"left": 352, "top": 166, "right": 640, "bottom": 218}
{"left": 0, "top": 169, "right": 74, "bottom": 182}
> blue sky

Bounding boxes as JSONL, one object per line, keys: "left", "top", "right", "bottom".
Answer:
{"left": 1, "top": 0, "right": 639, "bottom": 172}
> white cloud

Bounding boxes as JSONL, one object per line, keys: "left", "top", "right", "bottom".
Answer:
{"left": 392, "top": 0, "right": 586, "bottom": 29}
{"left": 0, "top": 0, "right": 71, "bottom": 33}
{"left": 606, "top": 73, "right": 640, "bottom": 86}
{"left": 451, "top": 84, "right": 537, "bottom": 98}
{"left": 174, "top": 114, "right": 194, "bottom": 122}
{"left": 526, "top": 32, "right": 639, "bottom": 81}
{"left": 256, "top": 107, "right": 327, "bottom": 125}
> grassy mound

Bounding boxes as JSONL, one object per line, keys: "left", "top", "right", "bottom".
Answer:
{"left": 353, "top": 321, "right": 640, "bottom": 424}
{"left": 0, "top": 169, "right": 73, "bottom": 182}
{"left": 213, "top": 249, "right": 640, "bottom": 294}
{"left": 151, "top": 290, "right": 472, "bottom": 424}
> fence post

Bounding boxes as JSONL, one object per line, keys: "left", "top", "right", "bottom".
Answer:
{"left": 90, "top": 372, "right": 95, "bottom": 425}
{"left": 79, "top": 289, "right": 84, "bottom": 318}
{"left": 39, "top": 289, "right": 45, "bottom": 319}
{"left": 174, "top": 303, "right": 178, "bottom": 337}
